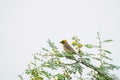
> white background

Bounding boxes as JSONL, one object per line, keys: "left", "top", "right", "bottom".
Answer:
{"left": 0, "top": 0, "right": 120, "bottom": 80}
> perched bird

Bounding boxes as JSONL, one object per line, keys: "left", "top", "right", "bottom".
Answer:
{"left": 60, "top": 40, "right": 76, "bottom": 54}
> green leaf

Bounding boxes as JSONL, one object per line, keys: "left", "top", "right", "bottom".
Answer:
{"left": 71, "top": 63, "right": 83, "bottom": 75}
{"left": 92, "top": 57, "right": 101, "bottom": 61}
{"left": 25, "top": 69, "right": 31, "bottom": 74}
{"left": 84, "top": 53, "right": 95, "bottom": 57}
{"left": 84, "top": 44, "right": 94, "bottom": 48}
{"left": 102, "top": 55, "right": 113, "bottom": 61}
{"left": 56, "top": 73, "right": 65, "bottom": 79}
{"left": 105, "top": 63, "right": 120, "bottom": 70}
{"left": 103, "top": 50, "right": 112, "bottom": 54}
{"left": 71, "top": 66, "right": 78, "bottom": 74}
{"left": 82, "top": 58, "right": 91, "bottom": 64}
{"left": 56, "top": 53, "right": 64, "bottom": 57}
{"left": 77, "top": 66, "right": 83, "bottom": 75}
{"left": 42, "top": 48, "right": 50, "bottom": 52}
{"left": 31, "top": 68, "right": 39, "bottom": 77}
{"left": 30, "top": 62, "right": 36, "bottom": 66}
{"left": 64, "top": 52, "right": 75, "bottom": 60}
{"left": 34, "top": 54, "right": 40, "bottom": 61}
{"left": 41, "top": 71, "right": 51, "bottom": 78}
{"left": 103, "top": 39, "right": 113, "bottom": 43}
{"left": 41, "top": 62, "right": 50, "bottom": 67}
{"left": 47, "top": 39, "right": 58, "bottom": 49}
{"left": 18, "top": 75, "right": 23, "bottom": 80}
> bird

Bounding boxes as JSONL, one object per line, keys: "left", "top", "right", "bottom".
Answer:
{"left": 60, "top": 40, "right": 76, "bottom": 54}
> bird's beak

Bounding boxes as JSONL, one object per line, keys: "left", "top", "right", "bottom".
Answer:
{"left": 60, "top": 41, "right": 62, "bottom": 43}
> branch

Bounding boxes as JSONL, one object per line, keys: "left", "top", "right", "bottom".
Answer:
{"left": 65, "top": 55, "right": 113, "bottom": 80}
{"left": 77, "top": 58, "right": 112, "bottom": 80}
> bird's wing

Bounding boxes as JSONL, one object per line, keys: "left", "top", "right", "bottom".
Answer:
{"left": 64, "top": 43, "right": 75, "bottom": 53}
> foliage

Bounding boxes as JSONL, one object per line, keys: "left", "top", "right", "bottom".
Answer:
{"left": 19, "top": 32, "right": 120, "bottom": 80}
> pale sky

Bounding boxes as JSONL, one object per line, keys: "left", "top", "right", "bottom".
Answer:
{"left": 0, "top": 0, "right": 120, "bottom": 80}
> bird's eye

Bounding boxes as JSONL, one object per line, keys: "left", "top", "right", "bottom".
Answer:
{"left": 62, "top": 41, "right": 65, "bottom": 44}
{"left": 60, "top": 41, "right": 65, "bottom": 44}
